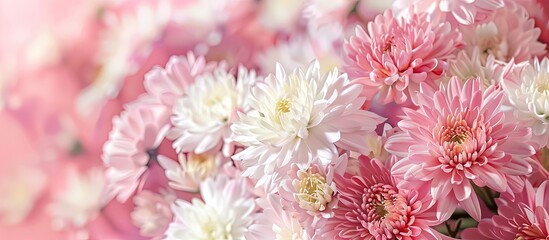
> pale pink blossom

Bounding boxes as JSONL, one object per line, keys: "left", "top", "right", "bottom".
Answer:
{"left": 131, "top": 189, "right": 176, "bottom": 239}
{"left": 231, "top": 61, "right": 384, "bottom": 183}
{"left": 386, "top": 77, "right": 536, "bottom": 221}
{"left": 49, "top": 166, "right": 107, "bottom": 239}
{"left": 393, "top": 0, "right": 504, "bottom": 25}
{"left": 321, "top": 158, "right": 443, "bottom": 239}
{"left": 278, "top": 160, "right": 343, "bottom": 232}
{"left": 459, "top": 2, "right": 546, "bottom": 64}
{"left": 143, "top": 53, "right": 219, "bottom": 108}
{"left": 247, "top": 193, "right": 310, "bottom": 240}
{"left": 102, "top": 100, "right": 170, "bottom": 202}
{"left": 462, "top": 180, "right": 549, "bottom": 239}
{"left": 344, "top": 9, "right": 462, "bottom": 104}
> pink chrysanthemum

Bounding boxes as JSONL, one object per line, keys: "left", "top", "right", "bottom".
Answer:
{"left": 344, "top": 9, "right": 462, "bottom": 104}
{"left": 386, "top": 77, "right": 536, "bottom": 221}
{"left": 102, "top": 100, "right": 170, "bottom": 202}
{"left": 459, "top": 1, "right": 546, "bottom": 64}
{"left": 393, "top": 0, "right": 504, "bottom": 25}
{"left": 462, "top": 180, "right": 549, "bottom": 239}
{"left": 321, "top": 157, "right": 442, "bottom": 239}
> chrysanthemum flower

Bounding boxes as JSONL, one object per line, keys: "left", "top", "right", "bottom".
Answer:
{"left": 131, "top": 189, "right": 176, "bottom": 239}
{"left": 102, "top": 101, "right": 170, "bottom": 202}
{"left": 344, "top": 9, "right": 462, "bottom": 104}
{"left": 459, "top": 2, "right": 546, "bottom": 64}
{"left": 247, "top": 194, "right": 310, "bottom": 240}
{"left": 448, "top": 47, "right": 505, "bottom": 88}
{"left": 502, "top": 57, "right": 549, "bottom": 148}
{"left": 49, "top": 167, "right": 107, "bottom": 233}
{"left": 158, "top": 151, "right": 223, "bottom": 192}
{"left": 165, "top": 175, "right": 257, "bottom": 240}
{"left": 393, "top": 0, "right": 504, "bottom": 25}
{"left": 386, "top": 77, "right": 536, "bottom": 221}
{"left": 143, "top": 53, "right": 219, "bottom": 108}
{"left": 278, "top": 160, "right": 342, "bottom": 230}
{"left": 231, "top": 61, "right": 384, "bottom": 182}
{"left": 321, "top": 158, "right": 442, "bottom": 239}
{"left": 169, "top": 65, "right": 258, "bottom": 155}
{"left": 461, "top": 180, "right": 549, "bottom": 239}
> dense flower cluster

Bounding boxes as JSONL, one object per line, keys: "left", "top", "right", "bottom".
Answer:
{"left": 2, "top": 0, "right": 549, "bottom": 239}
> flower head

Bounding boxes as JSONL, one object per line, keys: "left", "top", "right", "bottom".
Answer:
{"left": 102, "top": 101, "right": 170, "bottom": 202}
{"left": 386, "top": 77, "right": 536, "bottom": 221}
{"left": 459, "top": 2, "right": 546, "bottom": 64}
{"left": 503, "top": 57, "right": 549, "bottom": 148}
{"left": 131, "top": 189, "right": 176, "bottom": 239}
{"left": 169, "top": 65, "right": 258, "bottom": 155}
{"left": 231, "top": 61, "right": 384, "bottom": 183}
{"left": 321, "top": 158, "right": 441, "bottom": 239}
{"left": 165, "top": 175, "right": 257, "bottom": 240}
{"left": 462, "top": 180, "right": 549, "bottom": 239}
{"left": 344, "top": 9, "right": 462, "bottom": 104}
{"left": 49, "top": 167, "right": 107, "bottom": 233}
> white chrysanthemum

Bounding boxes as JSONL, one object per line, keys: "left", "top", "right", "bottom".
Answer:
{"left": 448, "top": 48, "right": 505, "bottom": 88}
{"left": 231, "top": 61, "right": 384, "bottom": 182}
{"left": 165, "top": 176, "right": 256, "bottom": 240}
{"left": 503, "top": 58, "right": 549, "bottom": 147}
{"left": 49, "top": 167, "right": 107, "bottom": 232}
{"left": 158, "top": 151, "right": 222, "bottom": 192}
{"left": 169, "top": 66, "right": 257, "bottom": 155}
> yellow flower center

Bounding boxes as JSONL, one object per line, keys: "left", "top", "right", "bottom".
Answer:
{"left": 294, "top": 170, "right": 333, "bottom": 212}
{"left": 276, "top": 98, "right": 291, "bottom": 114}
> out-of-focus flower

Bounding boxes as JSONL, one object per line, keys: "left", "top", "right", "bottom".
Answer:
{"left": 0, "top": 166, "right": 47, "bottom": 225}
{"left": 462, "top": 180, "right": 549, "bottom": 239}
{"left": 503, "top": 57, "right": 549, "bottom": 148}
{"left": 460, "top": 2, "right": 546, "bottom": 64}
{"left": 49, "top": 167, "right": 107, "bottom": 235}
{"left": 78, "top": 0, "right": 172, "bottom": 112}
{"left": 257, "top": 0, "right": 307, "bottom": 32}
{"left": 102, "top": 101, "right": 170, "bottom": 202}
{"left": 386, "top": 77, "right": 536, "bottom": 221}
{"left": 321, "top": 158, "right": 442, "bottom": 239}
{"left": 302, "top": 0, "right": 355, "bottom": 27}
{"left": 344, "top": 10, "right": 462, "bottom": 104}
{"left": 393, "top": 0, "right": 505, "bottom": 25}
{"left": 158, "top": 151, "right": 223, "bottom": 192}
{"left": 165, "top": 175, "right": 257, "bottom": 239}
{"left": 131, "top": 189, "right": 176, "bottom": 239}
{"left": 169, "top": 66, "right": 258, "bottom": 155}
{"left": 232, "top": 61, "right": 384, "bottom": 183}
